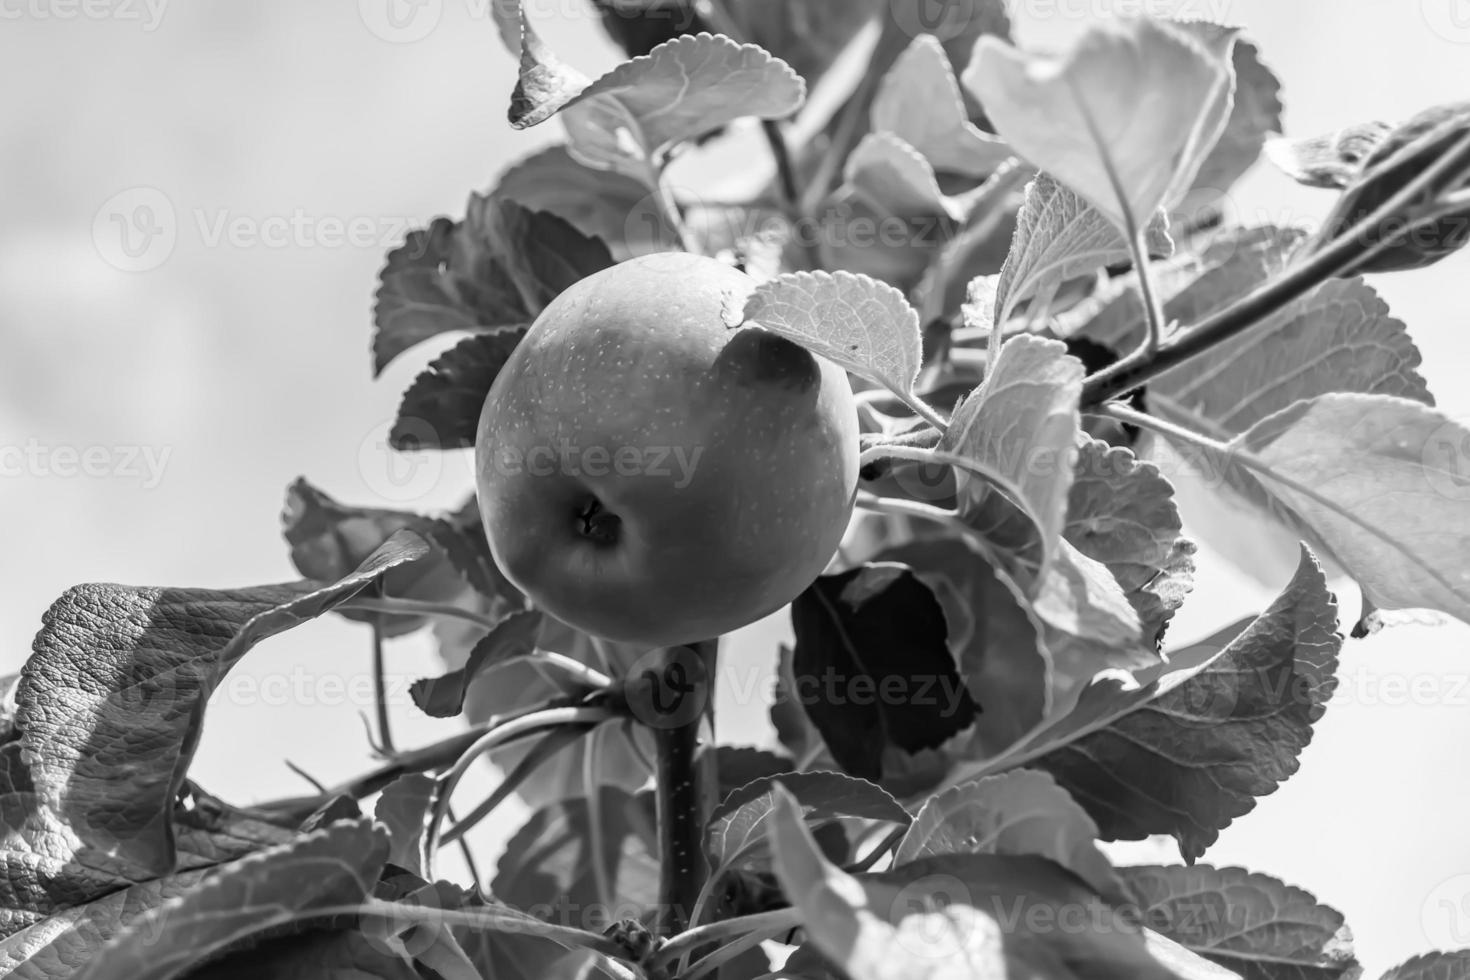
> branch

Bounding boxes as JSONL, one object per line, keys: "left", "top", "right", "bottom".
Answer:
{"left": 647, "top": 639, "right": 719, "bottom": 937}
{"left": 1082, "top": 130, "right": 1470, "bottom": 406}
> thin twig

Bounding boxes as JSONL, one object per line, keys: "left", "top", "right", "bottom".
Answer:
{"left": 441, "top": 725, "right": 588, "bottom": 844}
{"left": 423, "top": 706, "right": 614, "bottom": 880}
{"left": 444, "top": 803, "right": 482, "bottom": 887}
{"left": 370, "top": 619, "right": 395, "bottom": 756}
{"left": 648, "top": 909, "right": 803, "bottom": 973}
{"left": 340, "top": 596, "right": 499, "bottom": 632}
{"left": 1083, "top": 130, "right": 1470, "bottom": 406}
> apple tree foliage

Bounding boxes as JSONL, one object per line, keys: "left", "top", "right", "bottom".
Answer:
{"left": 5, "top": 2, "right": 1470, "bottom": 978}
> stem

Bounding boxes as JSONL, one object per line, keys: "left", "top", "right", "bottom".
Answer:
{"left": 441, "top": 725, "right": 589, "bottom": 845}
{"left": 762, "top": 119, "right": 801, "bottom": 215}
{"left": 1131, "top": 225, "right": 1168, "bottom": 354}
{"left": 846, "top": 824, "right": 906, "bottom": 873}
{"left": 649, "top": 909, "right": 803, "bottom": 973}
{"left": 444, "top": 804, "right": 483, "bottom": 886}
{"left": 369, "top": 619, "right": 395, "bottom": 756}
{"left": 655, "top": 172, "right": 699, "bottom": 254}
{"left": 584, "top": 725, "right": 613, "bottom": 910}
{"left": 424, "top": 706, "right": 613, "bottom": 879}
{"left": 649, "top": 639, "right": 719, "bottom": 937}
{"left": 1083, "top": 130, "right": 1470, "bottom": 406}
{"left": 340, "top": 596, "right": 499, "bottom": 632}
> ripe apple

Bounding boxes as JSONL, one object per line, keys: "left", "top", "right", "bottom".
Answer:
{"left": 475, "top": 251, "right": 860, "bottom": 647}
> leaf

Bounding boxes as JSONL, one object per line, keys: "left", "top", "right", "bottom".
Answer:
{"left": 722, "top": 0, "right": 881, "bottom": 86}
{"left": 75, "top": 820, "right": 390, "bottom": 980}
{"left": 281, "top": 479, "right": 468, "bottom": 636}
{"left": 894, "top": 769, "right": 1124, "bottom": 904}
{"left": 1265, "top": 121, "right": 1392, "bottom": 189}
{"left": 15, "top": 532, "right": 427, "bottom": 875}
{"left": 493, "top": 787, "right": 659, "bottom": 925}
{"left": 1308, "top": 101, "right": 1470, "bottom": 274}
{"left": 994, "top": 172, "right": 1174, "bottom": 328}
{"left": 374, "top": 775, "right": 436, "bottom": 878}
{"left": 427, "top": 496, "right": 524, "bottom": 610}
{"left": 706, "top": 771, "right": 909, "bottom": 875}
{"left": 180, "top": 929, "right": 418, "bottom": 980}
{"left": 508, "top": 4, "right": 592, "bottom": 128}
{"left": 390, "top": 329, "right": 528, "bottom": 452}
{"left": 871, "top": 35, "right": 1012, "bottom": 178}
{"left": 1034, "top": 547, "right": 1340, "bottom": 860}
{"left": 726, "top": 270, "right": 924, "bottom": 401}
{"left": 1147, "top": 277, "right": 1431, "bottom": 439}
{"left": 818, "top": 135, "right": 958, "bottom": 290}
{"left": 768, "top": 784, "right": 1181, "bottom": 980}
{"left": 790, "top": 564, "right": 979, "bottom": 782}
{"left": 372, "top": 198, "right": 612, "bottom": 375}
{"left": 1383, "top": 952, "right": 1470, "bottom": 980}
{"left": 559, "top": 33, "right": 805, "bottom": 186}
{"left": 493, "top": 144, "right": 675, "bottom": 258}
{"left": 941, "top": 334, "right": 1084, "bottom": 584}
{"left": 966, "top": 18, "right": 1230, "bottom": 234}
{"left": 886, "top": 0, "right": 1013, "bottom": 79}
{"left": 411, "top": 610, "right": 544, "bottom": 718}
{"left": 1224, "top": 394, "right": 1470, "bottom": 625}
{"left": 1124, "top": 864, "right": 1358, "bottom": 980}
{"left": 1187, "top": 39, "right": 1283, "bottom": 207}
{"left": 877, "top": 538, "right": 1049, "bottom": 761}
{"left": 1065, "top": 438, "right": 1194, "bottom": 643}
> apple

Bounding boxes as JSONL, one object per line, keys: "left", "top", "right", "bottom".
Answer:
{"left": 475, "top": 251, "right": 860, "bottom": 647}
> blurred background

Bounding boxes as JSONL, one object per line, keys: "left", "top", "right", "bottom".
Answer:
{"left": 2, "top": 0, "right": 1469, "bottom": 972}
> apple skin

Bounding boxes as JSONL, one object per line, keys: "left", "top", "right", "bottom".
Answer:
{"left": 475, "top": 251, "right": 860, "bottom": 647}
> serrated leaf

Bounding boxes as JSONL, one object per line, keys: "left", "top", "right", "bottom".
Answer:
{"left": 722, "top": 0, "right": 881, "bottom": 86}
{"left": 877, "top": 538, "right": 1049, "bottom": 762}
{"left": 818, "top": 134, "right": 958, "bottom": 289}
{"left": 790, "top": 564, "right": 979, "bottom": 782}
{"left": 726, "top": 270, "right": 923, "bottom": 400}
{"left": 559, "top": 33, "right": 805, "bottom": 186}
{"left": 941, "top": 334, "right": 1084, "bottom": 583}
{"left": 769, "top": 783, "right": 1181, "bottom": 980}
{"left": 281, "top": 479, "right": 468, "bottom": 636}
{"left": 706, "top": 771, "right": 908, "bottom": 876}
{"left": 1034, "top": 547, "right": 1340, "bottom": 860}
{"left": 966, "top": 18, "right": 1229, "bottom": 235}
{"left": 411, "top": 610, "right": 544, "bottom": 718}
{"left": 1223, "top": 394, "right": 1470, "bottom": 625}
{"left": 373, "top": 775, "right": 435, "bottom": 878}
{"left": 372, "top": 199, "right": 612, "bottom": 374}
{"left": 1125, "top": 864, "right": 1358, "bottom": 980}
{"left": 494, "top": 144, "right": 675, "bottom": 258}
{"left": 1032, "top": 541, "right": 1153, "bottom": 705}
{"left": 1187, "top": 39, "right": 1283, "bottom": 207}
{"left": 1148, "top": 277, "right": 1431, "bottom": 439}
{"left": 994, "top": 172, "right": 1174, "bottom": 328}
{"left": 1265, "top": 121, "right": 1392, "bottom": 189}
{"left": 839, "top": 131, "right": 960, "bottom": 221}
{"left": 1066, "top": 438, "right": 1194, "bottom": 643}
{"left": 390, "top": 329, "right": 528, "bottom": 452}
{"left": 14, "top": 533, "right": 427, "bottom": 875}
{"left": 872, "top": 35, "right": 1011, "bottom": 178}
{"left": 74, "top": 821, "right": 389, "bottom": 980}
{"left": 1382, "top": 952, "right": 1470, "bottom": 980}
{"left": 894, "top": 769, "right": 1124, "bottom": 905}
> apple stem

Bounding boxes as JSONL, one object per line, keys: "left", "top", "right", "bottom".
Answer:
{"left": 651, "top": 638, "right": 719, "bottom": 939}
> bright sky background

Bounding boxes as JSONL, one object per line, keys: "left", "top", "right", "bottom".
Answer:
{"left": 2, "top": 1, "right": 1469, "bottom": 974}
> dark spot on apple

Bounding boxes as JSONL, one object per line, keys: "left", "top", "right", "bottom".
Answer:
{"left": 577, "top": 496, "right": 621, "bottom": 545}
{"left": 715, "top": 330, "right": 819, "bottom": 393}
